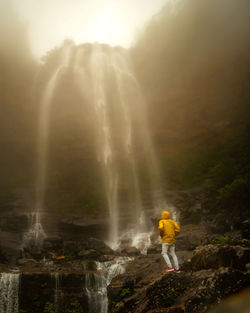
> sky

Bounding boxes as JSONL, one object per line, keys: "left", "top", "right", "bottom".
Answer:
{"left": 10, "top": 0, "right": 169, "bottom": 58}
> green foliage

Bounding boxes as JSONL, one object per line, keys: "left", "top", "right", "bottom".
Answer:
{"left": 120, "top": 287, "right": 131, "bottom": 298}
{"left": 210, "top": 236, "right": 230, "bottom": 245}
{"left": 43, "top": 302, "right": 55, "bottom": 313}
{"left": 65, "top": 299, "right": 83, "bottom": 313}
{"left": 164, "top": 124, "right": 250, "bottom": 231}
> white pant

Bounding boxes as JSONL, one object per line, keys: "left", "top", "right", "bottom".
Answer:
{"left": 162, "top": 243, "right": 179, "bottom": 269}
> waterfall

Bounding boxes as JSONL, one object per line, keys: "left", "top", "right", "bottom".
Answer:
{"left": 22, "top": 211, "right": 46, "bottom": 247}
{"left": 85, "top": 273, "right": 108, "bottom": 313}
{"left": 85, "top": 256, "right": 133, "bottom": 313}
{"left": 35, "top": 42, "right": 176, "bottom": 248}
{"left": 83, "top": 44, "right": 168, "bottom": 248}
{"left": 36, "top": 44, "right": 73, "bottom": 211}
{"left": 0, "top": 273, "right": 20, "bottom": 313}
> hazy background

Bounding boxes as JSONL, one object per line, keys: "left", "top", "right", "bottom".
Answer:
{"left": 0, "top": 0, "right": 249, "bottom": 231}
{"left": 3, "top": 0, "right": 169, "bottom": 58}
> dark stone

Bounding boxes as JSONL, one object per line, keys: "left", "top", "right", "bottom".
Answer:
{"left": 184, "top": 267, "right": 250, "bottom": 313}
{"left": 43, "top": 237, "right": 63, "bottom": 252}
{"left": 182, "top": 244, "right": 250, "bottom": 271}
{"left": 78, "top": 249, "right": 101, "bottom": 259}
{"left": 19, "top": 273, "right": 89, "bottom": 313}
{"left": 86, "top": 237, "right": 114, "bottom": 255}
{"left": 121, "top": 246, "right": 140, "bottom": 256}
{"left": 63, "top": 240, "right": 86, "bottom": 257}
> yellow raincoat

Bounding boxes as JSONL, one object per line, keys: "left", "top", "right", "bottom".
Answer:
{"left": 158, "top": 211, "right": 180, "bottom": 243}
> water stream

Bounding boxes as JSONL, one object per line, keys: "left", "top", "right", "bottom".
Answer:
{"left": 85, "top": 256, "right": 133, "bottom": 313}
{"left": 0, "top": 273, "right": 20, "bottom": 313}
{"left": 33, "top": 42, "right": 175, "bottom": 249}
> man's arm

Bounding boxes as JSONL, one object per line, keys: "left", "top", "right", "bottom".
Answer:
{"left": 158, "top": 220, "right": 164, "bottom": 237}
{"left": 173, "top": 221, "right": 180, "bottom": 236}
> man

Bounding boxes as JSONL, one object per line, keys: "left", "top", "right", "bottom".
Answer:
{"left": 158, "top": 210, "right": 180, "bottom": 272}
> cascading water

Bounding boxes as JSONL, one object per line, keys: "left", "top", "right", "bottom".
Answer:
{"left": 82, "top": 44, "right": 169, "bottom": 248}
{"left": 36, "top": 43, "right": 72, "bottom": 209}
{"left": 34, "top": 42, "right": 177, "bottom": 250}
{"left": 53, "top": 273, "right": 60, "bottom": 313}
{"left": 24, "top": 43, "right": 73, "bottom": 246}
{"left": 0, "top": 273, "right": 20, "bottom": 313}
{"left": 85, "top": 273, "right": 108, "bottom": 313}
{"left": 85, "top": 256, "right": 133, "bottom": 313}
{"left": 22, "top": 211, "right": 46, "bottom": 247}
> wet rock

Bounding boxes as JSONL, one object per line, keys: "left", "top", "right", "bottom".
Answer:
{"left": 185, "top": 268, "right": 250, "bottom": 313}
{"left": 206, "top": 287, "right": 250, "bottom": 313}
{"left": 86, "top": 237, "right": 114, "bottom": 255}
{"left": 182, "top": 244, "right": 250, "bottom": 271}
{"left": 147, "top": 244, "right": 162, "bottom": 254}
{"left": 43, "top": 237, "right": 63, "bottom": 252}
{"left": 63, "top": 240, "right": 86, "bottom": 257}
{"left": 19, "top": 273, "right": 88, "bottom": 313}
{"left": 78, "top": 249, "right": 100, "bottom": 259}
{"left": 18, "top": 258, "right": 39, "bottom": 265}
{"left": 108, "top": 248, "right": 250, "bottom": 313}
{"left": 176, "top": 224, "right": 207, "bottom": 250}
{"left": 121, "top": 246, "right": 140, "bottom": 256}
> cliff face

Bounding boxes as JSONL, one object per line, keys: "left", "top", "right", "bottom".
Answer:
{"left": 131, "top": 0, "right": 250, "bottom": 154}
{"left": 0, "top": 1, "right": 37, "bottom": 214}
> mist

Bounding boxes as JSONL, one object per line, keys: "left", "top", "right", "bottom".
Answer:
{"left": 0, "top": 1, "right": 249, "bottom": 312}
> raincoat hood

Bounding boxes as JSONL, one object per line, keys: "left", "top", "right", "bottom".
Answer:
{"left": 161, "top": 211, "right": 170, "bottom": 220}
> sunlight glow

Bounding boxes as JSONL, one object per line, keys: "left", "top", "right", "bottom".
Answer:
{"left": 86, "top": 7, "right": 126, "bottom": 45}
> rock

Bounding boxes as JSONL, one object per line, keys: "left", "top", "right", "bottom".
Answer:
{"left": 86, "top": 237, "right": 114, "bottom": 255}
{"left": 43, "top": 237, "right": 63, "bottom": 252}
{"left": 121, "top": 247, "right": 140, "bottom": 256}
{"left": 147, "top": 244, "right": 162, "bottom": 254}
{"left": 108, "top": 251, "right": 250, "bottom": 313}
{"left": 176, "top": 224, "right": 207, "bottom": 250}
{"left": 78, "top": 249, "right": 100, "bottom": 259}
{"left": 185, "top": 267, "right": 250, "bottom": 313}
{"left": 18, "top": 258, "right": 39, "bottom": 265}
{"left": 63, "top": 240, "right": 86, "bottom": 257}
{"left": 206, "top": 287, "right": 250, "bottom": 313}
{"left": 182, "top": 244, "right": 250, "bottom": 271}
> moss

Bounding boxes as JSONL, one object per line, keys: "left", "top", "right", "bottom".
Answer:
{"left": 65, "top": 299, "right": 83, "bottom": 313}
{"left": 43, "top": 302, "right": 55, "bottom": 313}
{"left": 120, "top": 287, "right": 131, "bottom": 298}
{"left": 210, "top": 236, "right": 230, "bottom": 245}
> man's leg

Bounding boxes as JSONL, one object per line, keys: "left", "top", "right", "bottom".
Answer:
{"left": 162, "top": 243, "right": 173, "bottom": 268}
{"left": 169, "top": 244, "right": 179, "bottom": 270}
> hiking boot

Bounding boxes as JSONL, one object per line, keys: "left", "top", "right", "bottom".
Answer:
{"left": 174, "top": 269, "right": 181, "bottom": 273}
{"left": 164, "top": 267, "right": 174, "bottom": 272}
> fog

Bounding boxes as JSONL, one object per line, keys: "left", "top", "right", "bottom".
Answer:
{"left": 0, "top": 0, "right": 250, "bottom": 212}
{"left": 1, "top": 0, "right": 168, "bottom": 58}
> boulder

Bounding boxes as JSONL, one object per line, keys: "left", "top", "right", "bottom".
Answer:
{"left": 121, "top": 247, "right": 140, "bottom": 256}
{"left": 176, "top": 224, "right": 207, "bottom": 250}
{"left": 86, "top": 237, "right": 114, "bottom": 255}
{"left": 182, "top": 244, "right": 250, "bottom": 271}
{"left": 43, "top": 237, "right": 63, "bottom": 252}
{"left": 63, "top": 240, "right": 86, "bottom": 257}
{"left": 78, "top": 249, "right": 100, "bottom": 259}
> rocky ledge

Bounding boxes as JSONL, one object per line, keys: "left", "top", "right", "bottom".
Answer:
{"left": 107, "top": 242, "right": 250, "bottom": 313}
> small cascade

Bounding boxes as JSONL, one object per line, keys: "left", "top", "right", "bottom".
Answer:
{"left": 96, "top": 256, "right": 133, "bottom": 285}
{"left": 22, "top": 211, "right": 46, "bottom": 248}
{"left": 54, "top": 273, "right": 61, "bottom": 313}
{"left": 0, "top": 273, "right": 20, "bottom": 313}
{"left": 85, "top": 257, "right": 133, "bottom": 313}
{"left": 85, "top": 273, "right": 107, "bottom": 313}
